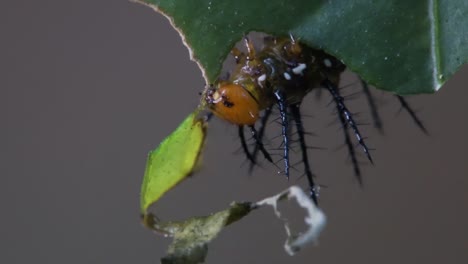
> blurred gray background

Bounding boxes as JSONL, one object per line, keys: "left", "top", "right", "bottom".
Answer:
{"left": 1, "top": 1, "right": 467, "bottom": 263}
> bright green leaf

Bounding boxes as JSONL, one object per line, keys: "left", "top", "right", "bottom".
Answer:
{"left": 138, "top": 0, "right": 467, "bottom": 95}
{"left": 140, "top": 111, "right": 207, "bottom": 214}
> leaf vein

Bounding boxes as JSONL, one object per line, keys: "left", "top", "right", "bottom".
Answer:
{"left": 429, "top": 0, "right": 442, "bottom": 90}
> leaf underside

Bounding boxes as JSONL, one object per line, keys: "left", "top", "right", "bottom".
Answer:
{"left": 139, "top": 0, "right": 467, "bottom": 95}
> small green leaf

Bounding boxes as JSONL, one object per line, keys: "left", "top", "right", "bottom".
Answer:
{"left": 153, "top": 202, "right": 252, "bottom": 264}
{"left": 140, "top": 111, "right": 207, "bottom": 214}
{"left": 138, "top": 0, "right": 467, "bottom": 94}
{"left": 142, "top": 186, "right": 326, "bottom": 264}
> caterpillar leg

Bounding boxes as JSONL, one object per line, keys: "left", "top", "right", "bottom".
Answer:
{"left": 274, "top": 90, "right": 291, "bottom": 179}
{"left": 324, "top": 79, "right": 374, "bottom": 164}
{"left": 360, "top": 78, "right": 384, "bottom": 133}
{"left": 238, "top": 125, "right": 256, "bottom": 165}
{"left": 248, "top": 125, "right": 273, "bottom": 163}
{"left": 248, "top": 107, "right": 273, "bottom": 173}
{"left": 396, "top": 95, "right": 428, "bottom": 135}
{"left": 290, "top": 103, "right": 319, "bottom": 204}
{"left": 334, "top": 87, "right": 363, "bottom": 184}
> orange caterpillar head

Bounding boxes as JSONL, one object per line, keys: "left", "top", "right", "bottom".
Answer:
{"left": 204, "top": 83, "right": 259, "bottom": 126}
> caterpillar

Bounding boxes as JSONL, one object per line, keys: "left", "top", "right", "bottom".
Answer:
{"left": 200, "top": 35, "right": 425, "bottom": 204}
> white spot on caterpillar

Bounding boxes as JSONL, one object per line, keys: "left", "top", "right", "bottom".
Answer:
{"left": 292, "top": 63, "right": 307, "bottom": 75}
{"left": 212, "top": 91, "right": 222, "bottom": 103}
{"left": 323, "top": 59, "right": 332, "bottom": 68}
{"left": 258, "top": 74, "right": 266, "bottom": 82}
{"left": 283, "top": 72, "right": 292, "bottom": 80}
{"left": 257, "top": 74, "right": 267, "bottom": 87}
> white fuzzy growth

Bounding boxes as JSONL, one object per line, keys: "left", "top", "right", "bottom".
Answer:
{"left": 255, "top": 186, "right": 327, "bottom": 256}
{"left": 284, "top": 187, "right": 326, "bottom": 255}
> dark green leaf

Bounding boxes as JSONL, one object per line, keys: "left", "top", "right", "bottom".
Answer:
{"left": 138, "top": 0, "right": 467, "bottom": 94}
